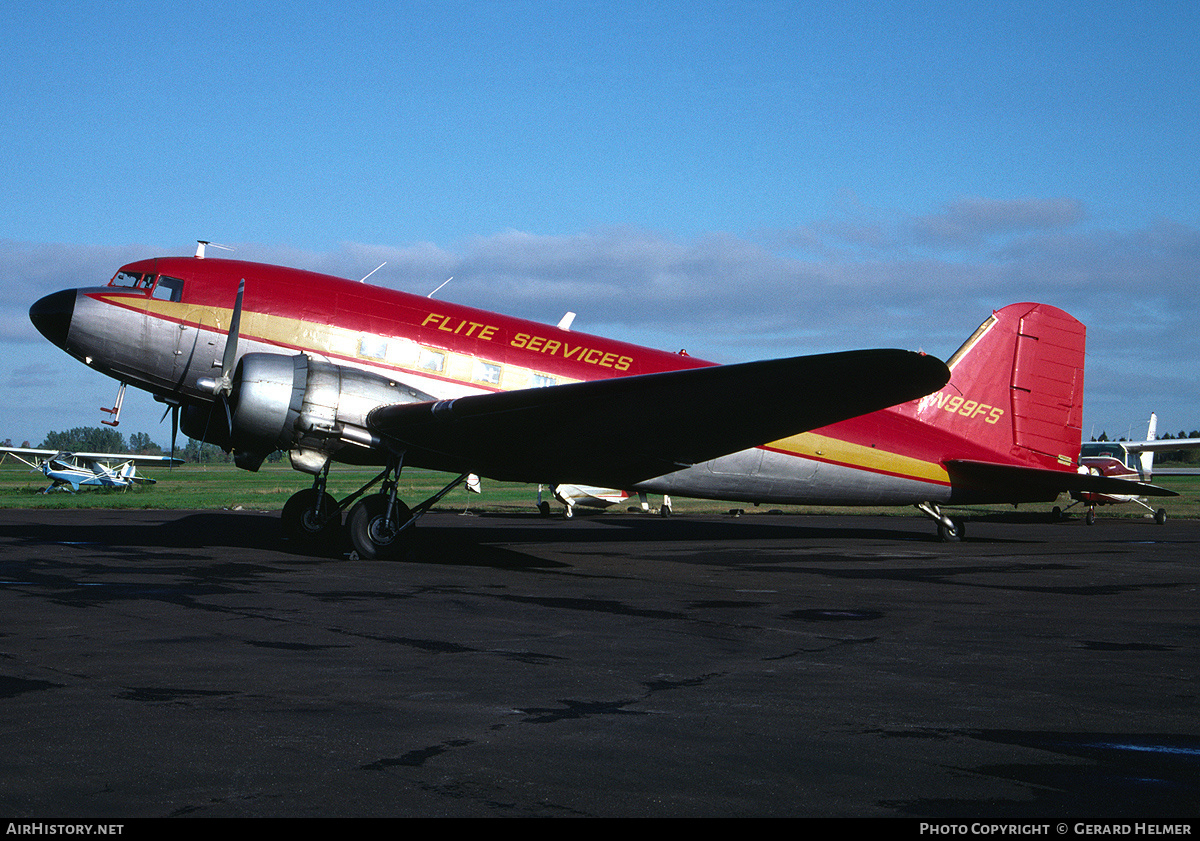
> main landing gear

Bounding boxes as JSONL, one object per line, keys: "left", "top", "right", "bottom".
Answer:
{"left": 1054, "top": 499, "right": 1168, "bottom": 526}
{"left": 280, "top": 455, "right": 470, "bottom": 559}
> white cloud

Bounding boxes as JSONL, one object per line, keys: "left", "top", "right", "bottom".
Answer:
{"left": 2, "top": 203, "right": 1197, "bottom": 444}
{"left": 910, "top": 196, "right": 1088, "bottom": 247}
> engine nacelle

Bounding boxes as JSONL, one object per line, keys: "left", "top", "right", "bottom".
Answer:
{"left": 218, "top": 352, "right": 431, "bottom": 472}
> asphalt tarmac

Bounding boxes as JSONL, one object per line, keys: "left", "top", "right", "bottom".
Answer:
{"left": 0, "top": 507, "right": 1197, "bottom": 819}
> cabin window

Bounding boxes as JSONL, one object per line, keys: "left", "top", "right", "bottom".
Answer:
{"left": 532, "top": 373, "right": 557, "bottom": 388}
{"left": 152, "top": 276, "right": 184, "bottom": 302}
{"left": 418, "top": 348, "right": 445, "bottom": 373}
{"left": 359, "top": 336, "right": 388, "bottom": 360}
{"left": 473, "top": 360, "right": 502, "bottom": 385}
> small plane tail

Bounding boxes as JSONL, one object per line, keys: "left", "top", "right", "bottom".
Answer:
{"left": 918, "top": 303, "right": 1086, "bottom": 470}
{"left": 1140, "top": 413, "right": 1158, "bottom": 480}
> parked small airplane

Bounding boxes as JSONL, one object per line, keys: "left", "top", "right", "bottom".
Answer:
{"left": 537, "top": 483, "right": 648, "bottom": 518}
{"left": 27, "top": 246, "right": 1174, "bottom": 555}
{"left": 0, "top": 448, "right": 182, "bottom": 494}
{"left": 1057, "top": 414, "right": 1200, "bottom": 524}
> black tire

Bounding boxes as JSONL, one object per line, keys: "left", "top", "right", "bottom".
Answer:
{"left": 281, "top": 489, "right": 343, "bottom": 549}
{"left": 937, "top": 517, "right": 964, "bottom": 542}
{"left": 1155, "top": 508, "right": 1167, "bottom": 525}
{"left": 347, "top": 494, "right": 413, "bottom": 560}
{"left": 1086, "top": 508, "right": 1096, "bottom": 525}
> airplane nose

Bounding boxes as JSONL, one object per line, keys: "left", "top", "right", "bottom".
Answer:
{"left": 29, "top": 289, "right": 76, "bottom": 349}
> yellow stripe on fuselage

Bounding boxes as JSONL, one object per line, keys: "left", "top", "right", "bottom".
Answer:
{"left": 766, "top": 431, "right": 951, "bottom": 486}
{"left": 139, "top": 298, "right": 583, "bottom": 392}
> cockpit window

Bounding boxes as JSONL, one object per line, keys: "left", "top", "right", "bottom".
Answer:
{"left": 152, "top": 276, "right": 184, "bottom": 302}
{"left": 110, "top": 270, "right": 156, "bottom": 291}
{"left": 1081, "top": 442, "right": 1129, "bottom": 463}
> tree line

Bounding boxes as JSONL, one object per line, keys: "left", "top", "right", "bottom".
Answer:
{"left": 4, "top": 427, "right": 285, "bottom": 464}
{"left": 13, "top": 424, "right": 1199, "bottom": 466}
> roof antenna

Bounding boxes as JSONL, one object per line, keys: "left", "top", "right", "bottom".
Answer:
{"left": 195, "top": 241, "right": 234, "bottom": 259}
{"left": 428, "top": 277, "right": 453, "bottom": 298}
{"left": 359, "top": 262, "right": 386, "bottom": 283}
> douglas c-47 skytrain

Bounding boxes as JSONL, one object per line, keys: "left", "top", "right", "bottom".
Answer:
{"left": 28, "top": 243, "right": 1173, "bottom": 556}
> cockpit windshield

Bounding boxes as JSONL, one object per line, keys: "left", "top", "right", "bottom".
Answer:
{"left": 110, "top": 270, "right": 155, "bottom": 290}
{"left": 108, "top": 271, "right": 183, "bottom": 302}
{"left": 1080, "top": 442, "right": 1134, "bottom": 467}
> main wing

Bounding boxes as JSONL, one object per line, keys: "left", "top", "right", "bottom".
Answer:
{"left": 1121, "top": 438, "right": 1200, "bottom": 453}
{"left": 368, "top": 349, "right": 950, "bottom": 487}
{"left": 0, "top": 447, "right": 183, "bottom": 465}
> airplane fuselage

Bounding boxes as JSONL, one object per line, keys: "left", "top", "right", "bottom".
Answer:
{"left": 30, "top": 255, "right": 1086, "bottom": 513}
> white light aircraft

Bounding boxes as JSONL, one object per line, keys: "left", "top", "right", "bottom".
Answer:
{"left": 1060, "top": 414, "right": 1200, "bottom": 523}
{"left": 0, "top": 448, "right": 182, "bottom": 494}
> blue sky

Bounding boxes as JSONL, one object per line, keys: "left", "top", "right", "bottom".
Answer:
{"left": 2, "top": 0, "right": 1198, "bottom": 449}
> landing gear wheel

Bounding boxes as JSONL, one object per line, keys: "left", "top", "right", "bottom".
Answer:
{"left": 348, "top": 493, "right": 413, "bottom": 560}
{"left": 937, "top": 517, "right": 965, "bottom": 542}
{"left": 1155, "top": 507, "right": 1167, "bottom": 525}
{"left": 281, "top": 489, "right": 343, "bottom": 550}
{"left": 1086, "top": 508, "right": 1096, "bottom": 525}
{"left": 659, "top": 504, "right": 672, "bottom": 518}
{"left": 537, "top": 500, "right": 551, "bottom": 517}
{"left": 1051, "top": 506, "right": 1063, "bottom": 522}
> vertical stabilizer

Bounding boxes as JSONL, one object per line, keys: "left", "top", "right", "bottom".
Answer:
{"left": 1140, "top": 413, "right": 1158, "bottom": 479}
{"left": 917, "top": 303, "right": 1086, "bottom": 469}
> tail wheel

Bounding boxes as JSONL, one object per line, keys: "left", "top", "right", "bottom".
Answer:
{"left": 281, "top": 489, "right": 343, "bottom": 549}
{"left": 348, "top": 493, "right": 413, "bottom": 560}
{"left": 937, "top": 517, "right": 964, "bottom": 542}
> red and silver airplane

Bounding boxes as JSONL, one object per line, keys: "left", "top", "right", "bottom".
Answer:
{"left": 1060, "top": 413, "right": 1199, "bottom": 524}
{"left": 28, "top": 245, "right": 1173, "bottom": 556}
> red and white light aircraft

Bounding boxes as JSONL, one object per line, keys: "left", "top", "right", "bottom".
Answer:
{"left": 1061, "top": 413, "right": 1199, "bottom": 524}
{"left": 28, "top": 246, "right": 1173, "bottom": 556}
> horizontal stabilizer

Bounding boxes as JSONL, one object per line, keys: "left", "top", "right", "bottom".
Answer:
{"left": 946, "top": 460, "right": 1178, "bottom": 498}
{"left": 369, "top": 349, "right": 950, "bottom": 486}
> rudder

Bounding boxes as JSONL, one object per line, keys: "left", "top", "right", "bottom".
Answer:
{"left": 918, "top": 303, "right": 1086, "bottom": 469}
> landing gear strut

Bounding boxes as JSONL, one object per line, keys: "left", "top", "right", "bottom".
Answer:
{"left": 1057, "top": 497, "right": 1169, "bottom": 525}
{"left": 916, "top": 501, "right": 965, "bottom": 542}
{"left": 281, "top": 454, "right": 470, "bottom": 559}
{"left": 281, "top": 461, "right": 343, "bottom": 550}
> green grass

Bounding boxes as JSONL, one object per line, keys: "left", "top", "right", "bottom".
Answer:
{"left": 0, "top": 460, "right": 1195, "bottom": 520}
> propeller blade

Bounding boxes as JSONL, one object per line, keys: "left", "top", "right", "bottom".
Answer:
{"left": 170, "top": 404, "right": 179, "bottom": 466}
{"left": 220, "top": 278, "right": 246, "bottom": 386}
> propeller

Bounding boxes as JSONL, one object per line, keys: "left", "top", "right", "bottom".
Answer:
{"left": 158, "top": 402, "right": 180, "bottom": 467}
{"left": 157, "top": 278, "right": 245, "bottom": 465}
{"left": 218, "top": 278, "right": 245, "bottom": 396}
{"left": 195, "top": 278, "right": 246, "bottom": 440}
